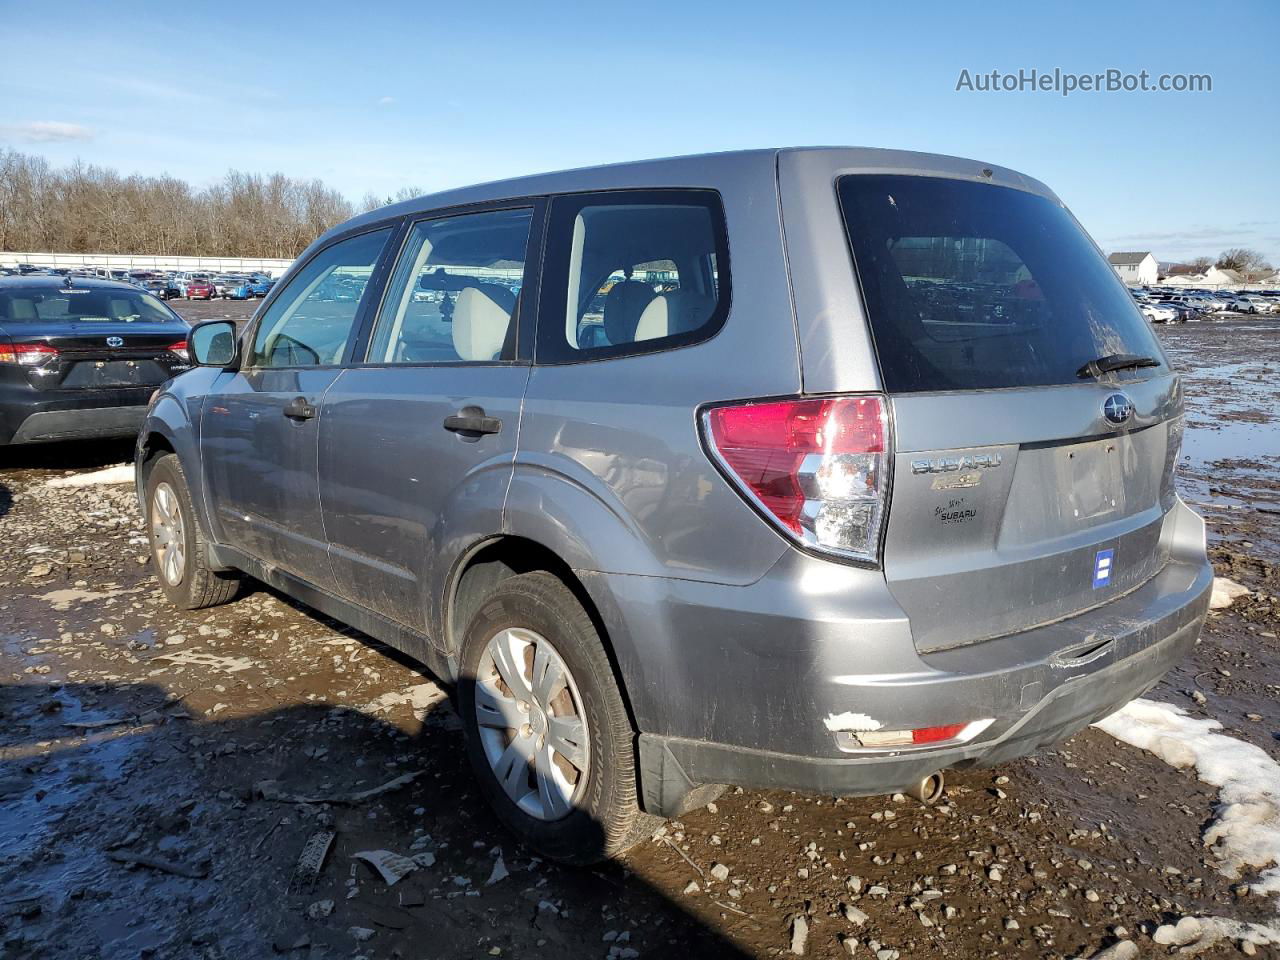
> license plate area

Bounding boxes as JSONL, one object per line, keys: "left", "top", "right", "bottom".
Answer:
{"left": 62, "top": 359, "right": 169, "bottom": 388}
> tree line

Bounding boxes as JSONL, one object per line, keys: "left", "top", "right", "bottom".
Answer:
{"left": 1165, "top": 249, "right": 1274, "bottom": 280}
{"left": 0, "top": 148, "right": 421, "bottom": 260}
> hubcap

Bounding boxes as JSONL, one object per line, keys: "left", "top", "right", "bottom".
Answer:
{"left": 474, "top": 627, "right": 589, "bottom": 821}
{"left": 150, "top": 482, "right": 186, "bottom": 586}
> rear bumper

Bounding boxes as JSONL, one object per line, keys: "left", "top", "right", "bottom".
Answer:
{"left": 639, "top": 604, "right": 1202, "bottom": 811}
{"left": 1, "top": 387, "right": 153, "bottom": 444}
{"left": 593, "top": 499, "right": 1211, "bottom": 815}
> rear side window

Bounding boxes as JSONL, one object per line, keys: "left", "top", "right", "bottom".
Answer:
{"left": 366, "top": 207, "right": 532, "bottom": 365}
{"left": 837, "top": 175, "right": 1166, "bottom": 392}
{"left": 537, "top": 190, "right": 729, "bottom": 362}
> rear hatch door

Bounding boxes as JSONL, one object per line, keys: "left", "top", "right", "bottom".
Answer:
{"left": 802, "top": 164, "right": 1183, "bottom": 652}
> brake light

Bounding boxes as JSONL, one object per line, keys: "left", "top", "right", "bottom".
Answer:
{"left": 167, "top": 340, "right": 189, "bottom": 361}
{"left": 703, "top": 395, "right": 889, "bottom": 562}
{"left": 0, "top": 343, "right": 59, "bottom": 365}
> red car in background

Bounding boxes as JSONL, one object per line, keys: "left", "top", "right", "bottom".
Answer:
{"left": 187, "top": 278, "right": 215, "bottom": 300}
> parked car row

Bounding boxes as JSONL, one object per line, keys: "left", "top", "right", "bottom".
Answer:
{"left": 1129, "top": 285, "right": 1280, "bottom": 322}
{"left": 0, "top": 265, "right": 276, "bottom": 301}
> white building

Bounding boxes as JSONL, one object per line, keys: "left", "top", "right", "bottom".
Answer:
{"left": 1107, "top": 251, "right": 1159, "bottom": 286}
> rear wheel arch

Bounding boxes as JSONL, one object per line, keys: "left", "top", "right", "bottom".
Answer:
{"left": 445, "top": 536, "right": 639, "bottom": 727}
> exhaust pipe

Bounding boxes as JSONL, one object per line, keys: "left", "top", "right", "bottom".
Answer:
{"left": 905, "top": 772, "right": 945, "bottom": 805}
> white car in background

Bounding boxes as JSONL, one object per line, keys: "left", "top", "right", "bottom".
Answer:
{"left": 1242, "top": 294, "right": 1277, "bottom": 314}
{"left": 1141, "top": 301, "right": 1180, "bottom": 324}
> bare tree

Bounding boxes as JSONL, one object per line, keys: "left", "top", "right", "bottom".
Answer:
{"left": 0, "top": 148, "right": 364, "bottom": 258}
{"left": 1216, "top": 248, "right": 1272, "bottom": 278}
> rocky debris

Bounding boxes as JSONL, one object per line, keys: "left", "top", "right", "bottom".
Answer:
{"left": 105, "top": 849, "right": 209, "bottom": 878}
{"left": 255, "top": 770, "right": 422, "bottom": 805}
{"left": 1084, "top": 941, "right": 1138, "bottom": 960}
{"left": 709, "top": 862, "right": 730, "bottom": 881}
{"left": 353, "top": 849, "right": 420, "bottom": 886}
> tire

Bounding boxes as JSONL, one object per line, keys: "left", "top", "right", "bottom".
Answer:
{"left": 145, "top": 454, "right": 239, "bottom": 609}
{"left": 457, "top": 571, "right": 656, "bottom": 864}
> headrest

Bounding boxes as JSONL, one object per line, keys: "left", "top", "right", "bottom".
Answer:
{"left": 452, "top": 286, "right": 511, "bottom": 361}
{"left": 603, "top": 280, "right": 656, "bottom": 345}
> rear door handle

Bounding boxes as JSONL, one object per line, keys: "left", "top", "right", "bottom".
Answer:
{"left": 443, "top": 406, "right": 501, "bottom": 437}
{"left": 283, "top": 396, "right": 317, "bottom": 420}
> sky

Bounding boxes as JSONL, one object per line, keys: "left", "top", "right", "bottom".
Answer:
{"left": 1, "top": 0, "right": 1277, "bottom": 265}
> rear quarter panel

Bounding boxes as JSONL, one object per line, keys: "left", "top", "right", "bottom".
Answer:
{"left": 506, "top": 152, "right": 802, "bottom": 585}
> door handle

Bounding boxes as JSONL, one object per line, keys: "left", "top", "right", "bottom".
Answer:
{"left": 443, "top": 406, "right": 501, "bottom": 437}
{"left": 283, "top": 396, "right": 317, "bottom": 420}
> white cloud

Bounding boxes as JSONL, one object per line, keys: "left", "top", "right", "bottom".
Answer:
{"left": 378, "top": 96, "right": 396, "bottom": 106}
{"left": 1, "top": 121, "right": 95, "bottom": 143}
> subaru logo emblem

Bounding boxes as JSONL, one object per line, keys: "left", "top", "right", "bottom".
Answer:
{"left": 106, "top": 336, "right": 124, "bottom": 348}
{"left": 1102, "top": 393, "right": 1134, "bottom": 426}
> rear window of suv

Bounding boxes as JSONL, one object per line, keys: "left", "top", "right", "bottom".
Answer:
{"left": 837, "top": 175, "right": 1166, "bottom": 393}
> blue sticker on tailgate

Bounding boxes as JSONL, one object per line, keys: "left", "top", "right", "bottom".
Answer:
{"left": 1093, "top": 548, "right": 1114, "bottom": 589}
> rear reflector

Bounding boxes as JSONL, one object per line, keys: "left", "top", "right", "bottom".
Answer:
{"left": 702, "top": 395, "right": 889, "bottom": 562}
{"left": 835, "top": 718, "right": 994, "bottom": 751}
{"left": 0, "top": 343, "right": 59, "bottom": 365}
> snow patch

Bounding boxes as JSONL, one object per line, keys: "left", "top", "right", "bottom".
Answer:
{"left": 1210, "top": 576, "right": 1251, "bottom": 610}
{"left": 153, "top": 650, "right": 255, "bottom": 673}
{"left": 360, "top": 682, "right": 447, "bottom": 718}
{"left": 1094, "top": 698, "right": 1280, "bottom": 947}
{"left": 44, "top": 464, "right": 135, "bottom": 488}
{"left": 822, "top": 711, "right": 882, "bottom": 733}
{"left": 1096, "top": 698, "right": 1280, "bottom": 903}
{"left": 37, "top": 587, "right": 138, "bottom": 611}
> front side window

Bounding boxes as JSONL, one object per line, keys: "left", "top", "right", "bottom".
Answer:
{"left": 249, "top": 228, "right": 391, "bottom": 368}
{"left": 837, "top": 175, "right": 1165, "bottom": 392}
{"left": 366, "top": 208, "right": 532, "bottom": 364}
{"left": 538, "top": 190, "right": 729, "bottom": 362}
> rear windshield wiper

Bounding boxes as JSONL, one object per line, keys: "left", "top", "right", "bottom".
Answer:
{"left": 1076, "top": 353, "right": 1160, "bottom": 379}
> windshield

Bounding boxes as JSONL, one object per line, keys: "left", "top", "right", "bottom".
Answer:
{"left": 837, "top": 175, "right": 1167, "bottom": 392}
{"left": 0, "top": 287, "right": 179, "bottom": 323}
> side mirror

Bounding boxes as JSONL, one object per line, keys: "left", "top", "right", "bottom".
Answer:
{"left": 189, "top": 319, "right": 238, "bottom": 367}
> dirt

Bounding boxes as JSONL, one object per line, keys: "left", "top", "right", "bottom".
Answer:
{"left": 1, "top": 308, "right": 1278, "bottom": 960}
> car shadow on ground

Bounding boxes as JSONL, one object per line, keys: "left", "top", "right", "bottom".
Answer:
{"left": 0, "top": 677, "right": 755, "bottom": 960}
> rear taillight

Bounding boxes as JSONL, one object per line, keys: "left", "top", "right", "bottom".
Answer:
{"left": 167, "top": 340, "right": 189, "bottom": 361}
{"left": 0, "top": 343, "right": 59, "bottom": 365}
{"left": 703, "top": 395, "right": 890, "bottom": 563}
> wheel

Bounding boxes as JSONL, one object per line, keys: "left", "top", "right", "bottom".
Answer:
{"left": 457, "top": 571, "right": 655, "bottom": 864}
{"left": 145, "top": 454, "right": 239, "bottom": 609}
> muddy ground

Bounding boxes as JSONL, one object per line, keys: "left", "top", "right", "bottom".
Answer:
{"left": 1, "top": 306, "right": 1278, "bottom": 960}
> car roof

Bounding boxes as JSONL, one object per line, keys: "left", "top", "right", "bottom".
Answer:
{"left": 326, "top": 146, "right": 1060, "bottom": 246}
{"left": 0, "top": 274, "right": 147, "bottom": 293}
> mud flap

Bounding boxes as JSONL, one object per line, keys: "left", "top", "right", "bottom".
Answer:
{"left": 637, "top": 734, "right": 725, "bottom": 817}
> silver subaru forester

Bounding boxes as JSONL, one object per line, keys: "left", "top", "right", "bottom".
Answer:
{"left": 137, "top": 147, "right": 1212, "bottom": 863}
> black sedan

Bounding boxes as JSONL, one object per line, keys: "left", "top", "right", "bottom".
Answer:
{"left": 0, "top": 275, "right": 191, "bottom": 444}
